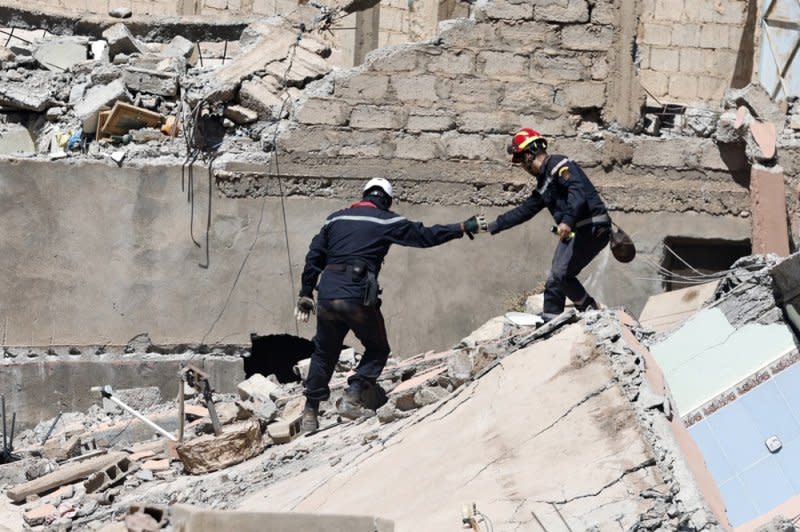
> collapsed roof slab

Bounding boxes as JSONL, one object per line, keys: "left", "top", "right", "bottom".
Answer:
{"left": 0, "top": 4, "right": 252, "bottom": 42}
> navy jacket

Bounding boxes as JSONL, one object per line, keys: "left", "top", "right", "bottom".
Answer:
{"left": 490, "top": 155, "right": 608, "bottom": 234}
{"left": 300, "top": 200, "right": 464, "bottom": 301}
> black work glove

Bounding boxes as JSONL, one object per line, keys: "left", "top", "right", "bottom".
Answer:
{"left": 294, "top": 296, "right": 315, "bottom": 322}
{"left": 461, "top": 214, "right": 489, "bottom": 239}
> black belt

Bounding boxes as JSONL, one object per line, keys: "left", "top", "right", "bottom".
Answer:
{"left": 326, "top": 264, "right": 353, "bottom": 272}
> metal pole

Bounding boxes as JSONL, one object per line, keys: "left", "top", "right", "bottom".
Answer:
{"left": 222, "top": 40, "right": 227, "bottom": 65}
{"left": 9, "top": 413, "right": 15, "bottom": 452}
{"left": 41, "top": 412, "right": 62, "bottom": 445}
{"left": 1, "top": 395, "right": 6, "bottom": 453}
{"left": 92, "top": 386, "right": 177, "bottom": 442}
{"left": 177, "top": 375, "right": 185, "bottom": 443}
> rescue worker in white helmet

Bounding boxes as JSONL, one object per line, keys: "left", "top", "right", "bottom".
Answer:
{"left": 468, "top": 128, "right": 611, "bottom": 322}
{"left": 294, "top": 178, "right": 484, "bottom": 432}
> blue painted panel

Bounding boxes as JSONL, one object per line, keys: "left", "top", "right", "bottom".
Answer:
{"left": 719, "top": 477, "right": 759, "bottom": 527}
{"left": 707, "top": 401, "right": 769, "bottom": 470}
{"left": 739, "top": 457, "right": 794, "bottom": 515}
{"left": 775, "top": 363, "right": 800, "bottom": 418}
{"left": 774, "top": 438, "right": 800, "bottom": 492}
{"left": 740, "top": 380, "right": 800, "bottom": 443}
{"left": 688, "top": 420, "right": 735, "bottom": 484}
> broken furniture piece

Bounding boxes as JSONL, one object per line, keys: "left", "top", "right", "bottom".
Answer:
{"left": 180, "top": 364, "right": 222, "bottom": 437}
{"left": 91, "top": 385, "right": 177, "bottom": 442}
{"left": 98, "top": 101, "right": 164, "bottom": 138}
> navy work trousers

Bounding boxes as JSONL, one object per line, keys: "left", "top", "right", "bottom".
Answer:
{"left": 304, "top": 298, "right": 391, "bottom": 408}
{"left": 543, "top": 225, "right": 611, "bottom": 318}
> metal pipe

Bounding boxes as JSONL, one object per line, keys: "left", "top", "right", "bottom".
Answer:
{"left": 41, "top": 412, "right": 62, "bottom": 445}
{"left": 9, "top": 413, "right": 15, "bottom": 452}
{"left": 1, "top": 395, "right": 7, "bottom": 453}
{"left": 92, "top": 386, "right": 177, "bottom": 442}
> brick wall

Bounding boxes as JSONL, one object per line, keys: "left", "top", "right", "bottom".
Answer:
{"left": 637, "top": 0, "right": 748, "bottom": 105}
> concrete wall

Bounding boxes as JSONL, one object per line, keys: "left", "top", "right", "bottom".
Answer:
{"left": 0, "top": 158, "right": 750, "bottom": 357}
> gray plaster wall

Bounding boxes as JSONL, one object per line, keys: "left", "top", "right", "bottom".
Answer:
{"left": 0, "top": 159, "right": 750, "bottom": 356}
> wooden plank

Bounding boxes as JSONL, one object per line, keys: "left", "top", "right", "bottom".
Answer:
{"left": 100, "top": 101, "right": 163, "bottom": 136}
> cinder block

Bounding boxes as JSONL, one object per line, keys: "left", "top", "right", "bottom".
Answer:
{"left": 394, "top": 134, "right": 441, "bottom": 160}
{"left": 650, "top": 47, "right": 680, "bottom": 72}
{"left": 671, "top": 23, "right": 701, "bottom": 47}
{"left": 479, "top": 1, "right": 533, "bottom": 20}
{"left": 699, "top": 23, "right": 729, "bottom": 48}
{"left": 479, "top": 51, "right": 528, "bottom": 77}
{"left": 502, "top": 82, "right": 555, "bottom": 109}
{"left": 558, "top": 81, "right": 606, "bottom": 108}
{"left": 654, "top": 0, "right": 683, "bottom": 21}
{"left": 695, "top": 76, "right": 726, "bottom": 101}
{"left": 294, "top": 98, "right": 348, "bottom": 125}
{"left": 641, "top": 23, "right": 672, "bottom": 46}
{"left": 349, "top": 106, "right": 406, "bottom": 129}
{"left": 457, "top": 111, "right": 516, "bottom": 134}
{"left": 496, "top": 23, "right": 553, "bottom": 50}
{"left": 406, "top": 113, "right": 455, "bottom": 132}
{"left": 367, "top": 48, "right": 418, "bottom": 72}
{"left": 562, "top": 25, "right": 614, "bottom": 50}
{"left": 591, "top": 2, "right": 616, "bottom": 24}
{"left": 706, "top": 49, "right": 737, "bottom": 74}
{"left": 392, "top": 75, "right": 438, "bottom": 103}
{"left": 444, "top": 78, "right": 503, "bottom": 105}
{"left": 443, "top": 133, "right": 504, "bottom": 160}
{"left": 592, "top": 57, "right": 608, "bottom": 80}
{"left": 334, "top": 74, "right": 390, "bottom": 101}
{"left": 532, "top": 52, "right": 588, "bottom": 82}
{"left": 668, "top": 73, "right": 698, "bottom": 100}
{"left": 679, "top": 48, "right": 707, "bottom": 74}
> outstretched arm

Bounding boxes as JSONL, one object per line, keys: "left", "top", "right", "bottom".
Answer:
{"left": 386, "top": 218, "right": 464, "bottom": 248}
{"left": 488, "top": 193, "right": 545, "bottom": 234}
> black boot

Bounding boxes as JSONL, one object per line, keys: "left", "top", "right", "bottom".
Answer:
{"left": 301, "top": 403, "right": 319, "bottom": 432}
{"left": 337, "top": 386, "right": 365, "bottom": 420}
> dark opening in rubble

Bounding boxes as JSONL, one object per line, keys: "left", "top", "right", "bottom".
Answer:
{"left": 245, "top": 333, "right": 314, "bottom": 383}
{"left": 660, "top": 237, "right": 751, "bottom": 291}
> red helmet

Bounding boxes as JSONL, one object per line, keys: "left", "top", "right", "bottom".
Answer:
{"left": 507, "top": 128, "right": 547, "bottom": 162}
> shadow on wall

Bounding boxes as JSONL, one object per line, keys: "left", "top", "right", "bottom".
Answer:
{"left": 717, "top": 142, "right": 752, "bottom": 188}
{"left": 731, "top": 0, "right": 758, "bottom": 89}
{"left": 245, "top": 333, "right": 315, "bottom": 383}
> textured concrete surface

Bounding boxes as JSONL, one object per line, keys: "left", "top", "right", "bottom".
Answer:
{"left": 239, "top": 324, "right": 667, "bottom": 531}
{"left": 0, "top": 159, "right": 751, "bottom": 356}
{"left": 750, "top": 165, "right": 790, "bottom": 256}
{"left": 639, "top": 281, "right": 719, "bottom": 334}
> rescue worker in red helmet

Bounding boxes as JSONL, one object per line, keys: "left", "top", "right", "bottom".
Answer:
{"left": 471, "top": 128, "right": 611, "bottom": 321}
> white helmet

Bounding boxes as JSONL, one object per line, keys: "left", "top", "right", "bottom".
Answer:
{"left": 363, "top": 177, "right": 393, "bottom": 198}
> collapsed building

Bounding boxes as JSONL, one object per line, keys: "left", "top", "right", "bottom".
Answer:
{"left": 1, "top": 0, "right": 800, "bottom": 529}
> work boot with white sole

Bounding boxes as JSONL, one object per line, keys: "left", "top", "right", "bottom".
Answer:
{"left": 337, "top": 387, "right": 365, "bottom": 420}
{"left": 301, "top": 405, "right": 319, "bottom": 433}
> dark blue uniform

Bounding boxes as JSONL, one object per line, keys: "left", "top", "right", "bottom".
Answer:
{"left": 300, "top": 199, "right": 464, "bottom": 407}
{"left": 489, "top": 155, "right": 610, "bottom": 319}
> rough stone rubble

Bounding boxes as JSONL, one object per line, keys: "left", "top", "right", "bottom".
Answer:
{"left": 0, "top": 305, "right": 726, "bottom": 531}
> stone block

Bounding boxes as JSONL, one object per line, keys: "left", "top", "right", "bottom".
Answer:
{"left": 237, "top": 373, "right": 278, "bottom": 402}
{"left": 562, "top": 25, "right": 614, "bottom": 50}
{"left": 479, "top": 51, "right": 528, "bottom": 78}
{"left": 696, "top": 76, "right": 727, "bottom": 102}
{"left": 224, "top": 105, "right": 258, "bottom": 125}
{"left": 668, "top": 73, "right": 698, "bottom": 100}
{"left": 750, "top": 165, "right": 790, "bottom": 256}
{"left": 102, "top": 23, "right": 146, "bottom": 58}
{"left": 639, "top": 69, "right": 668, "bottom": 97}
{"left": 631, "top": 137, "right": 700, "bottom": 167}
{"left": 443, "top": 78, "right": 503, "bottom": 105}
{"left": 558, "top": 81, "right": 606, "bottom": 108}
{"left": 496, "top": 23, "right": 555, "bottom": 51}
{"left": 536, "top": 0, "right": 589, "bottom": 23}
{"left": 592, "top": 56, "right": 608, "bottom": 80}
{"left": 0, "top": 82, "right": 53, "bottom": 112}
{"left": 406, "top": 112, "right": 455, "bottom": 132}
{"left": 239, "top": 78, "right": 283, "bottom": 119}
{"left": 671, "top": 23, "right": 701, "bottom": 47}
{"left": 366, "top": 46, "right": 418, "bottom": 72}
{"left": 24, "top": 504, "right": 57, "bottom": 526}
{"left": 438, "top": 19, "right": 498, "bottom": 49}
{"left": 392, "top": 75, "right": 438, "bottom": 103}
{"left": 34, "top": 38, "right": 88, "bottom": 72}
{"left": 74, "top": 79, "right": 128, "bottom": 132}
{"left": 294, "top": 98, "right": 348, "bottom": 125}
{"left": 443, "top": 133, "right": 505, "bottom": 160}
{"left": 176, "top": 419, "right": 265, "bottom": 474}
{"left": 650, "top": 47, "right": 679, "bottom": 72}
{"left": 641, "top": 23, "right": 672, "bottom": 46}
{"left": 502, "top": 82, "right": 556, "bottom": 109}
{"left": 591, "top": 2, "right": 616, "bottom": 24}
{"left": 427, "top": 51, "right": 476, "bottom": 75}
{"left": 532, "top": 53, "right": 589, "bottom": 82}
{"left": 477, "top": 0, "right": 533, "bottom": 20}
{"left": 0, "top": 124, "right": 35, "bottom": 156}
{"left": 334, "top": 74, "right": 390, "bottom": 101}
{"left": 394, "top": 134, "right": 441, "bottom": 160}
{"left": 457, "top": 111, "right": 516, "bottom": 133}
{"left": 350, "top": 105, "right": 406, "bottom": 129}
{"left": 679, "top": 48, "right": 707, "bottom": 74}
{"left": 162, "top": 35, "right": 198, "bottom": 66}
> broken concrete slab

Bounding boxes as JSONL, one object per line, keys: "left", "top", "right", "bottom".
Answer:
{"left": 74, "top": 80, "right": 128, "bottom": 132}
{"left": 724, "top": 83, "right": 787, "bottom": 136}
{"left": 176, "top": 419, "right": 264, "bottom": 475}
{"left": 237, "top": 374, "right": 278, "bottom": 403}
{"left": 638, "top": 281, "right": 719, "bottom": 334}
{"left": 0, "top": 83, "right": 53, "bottom": 112}
{"left": 33, "top": 37, "right": 88, "bottom": 72}
{"left": 0, "top": 124, "right": 35, "bottom": 156}
{"left": 102, "top": 23, "right": 146, "bottom": 59}
{"left": 750, "top": 164, "right": 790, "bottom": 256}
{"left": 170, "top": 504, "right": 395, "bottom": 532}
{"left": 122, "top": 67, "right": 179, "bottom": 97}
{"left": 224, "top": 105, "right": 258, "bottom": 125}
{"left": 162, "top": 35, "right": 198, "bottom": 66}
{"left": 238, "top": 78, "right": 284, "bottom": 119}
{"left": 23, "top": 503, "right": 57, "bottom": 527}
{"left": 7, "top": 452, "right": 128, "bottom": 502}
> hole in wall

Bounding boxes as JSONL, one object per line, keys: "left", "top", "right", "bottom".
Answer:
{"left": 660, "top": 236, "right": 751, "bottom": 292}
{"left": 245, "top": 333, "right": 314, "bottom": 383}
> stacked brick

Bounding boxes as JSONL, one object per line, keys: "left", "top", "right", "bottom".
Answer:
{"left": 638, "top": 0, "right": 746, "bottom": 104}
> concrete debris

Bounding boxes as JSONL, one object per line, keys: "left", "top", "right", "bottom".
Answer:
{"left": 103, "top": 23, "right": 147, "bottom": 59}
{"left": 109, "top": 7, "right": 133, "bottom": 19}
{"left": 74, "top": 79, "right": 129, "bottom": 132}
{"left": 176, "top": 419, "right": 264, "bottom": 475}
{"left": 0, "top": 124, "right": 35, "bottom": 156}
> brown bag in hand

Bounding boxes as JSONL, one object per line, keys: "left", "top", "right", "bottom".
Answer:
{"left": 609, "top": 222, "right": 636, "bottom": 263}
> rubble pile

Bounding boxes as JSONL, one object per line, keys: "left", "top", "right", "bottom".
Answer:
{"left": 0, "top": 17, "right": 333, "bottom": 164}
{"left": 0, "top": 305, "right": 725, "bottom": 531}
